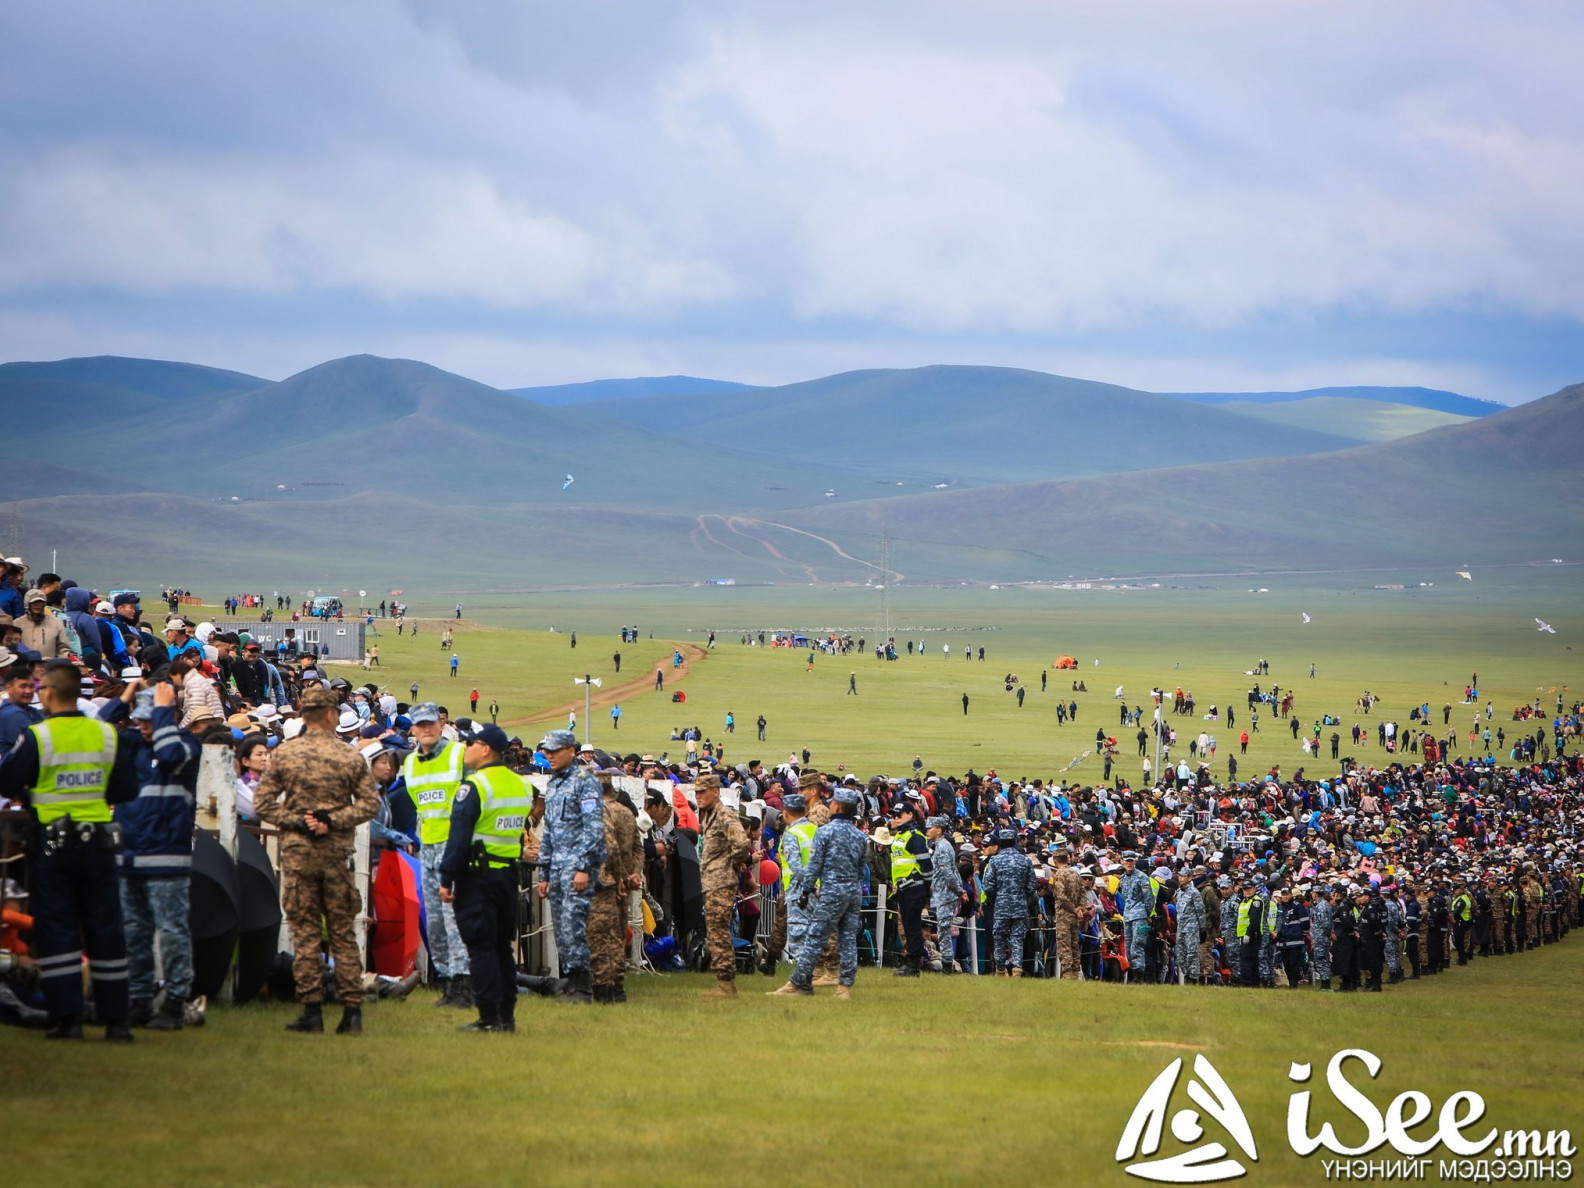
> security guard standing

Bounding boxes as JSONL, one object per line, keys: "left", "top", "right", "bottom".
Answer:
{"left": 0, "top": 660, "right": 138, "bottom": 1040}
{"left": 254, "top": 685, "right": 381, "bottom": 1034}
{"left": 402, "top": 703, "right": 472, "bottom": 1009}
{"left": 886, "top": 800, "right": 933, "bottom": 977}
{"left": 1451, "top": 878, "right": 1474, "bottom": 965}
{"left": 441, "top": 724, "right": 532, "bottom": 1033}
{"left": 765, "top": 792, "right": 817, "bottom": 974}
{"left": 770, "top": 785, "right": 868, "bottom": 998}
{"left": 535, "top": 728, "right": 606, "bottom": 1003}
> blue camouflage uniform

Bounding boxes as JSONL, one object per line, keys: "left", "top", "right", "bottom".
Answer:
{"left": 1310, "top": 894, "right": 1335, "bottom": 984}
{"left": 981, "top": 832, "right": 1034, "bottom": 973}
{"left": 1116, "top": 859, "right": 1155, "bottom": 976}
{"left": 1383, "top": 893, "right": 1403, "bottom": 976}
{"left": 537, "top": 757, "right": 607, "bottom": 977}
{"left": 1218, "top": 886, "right": 1239, "bottom": 982}
{"left": 1174, "top": 881, "right": 1206, "bottom": 981}
{"left": 929, "top": 830, "right": 964, "bottom": 967}
{"left": 780, "top": 816, "right": 818, "bottom": 958}
{"left": 1257, "top": 887, "right": 1278, "bottom": 986}
{"left": 790, "top": 807, "right": 869, "bottom": 988}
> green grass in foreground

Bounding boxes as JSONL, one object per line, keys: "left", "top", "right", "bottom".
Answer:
{"left": 4, "top": 941, "right": 1579, "bottom": 1186}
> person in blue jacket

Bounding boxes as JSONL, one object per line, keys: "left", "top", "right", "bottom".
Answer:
{"left": 106, "top": 679, "right": 200, "bottom": 1029}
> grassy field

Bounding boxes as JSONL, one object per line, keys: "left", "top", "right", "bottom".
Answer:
{"left": 4, "top": 942, "right": 1580, "bottom": 1186}
{"left": 314, "top": 568, "right": 1582, "bottom": 782}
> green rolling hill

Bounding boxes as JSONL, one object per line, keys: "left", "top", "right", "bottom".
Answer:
{"left": 1218, "top": 396, "right": 1471, "bottom": 443}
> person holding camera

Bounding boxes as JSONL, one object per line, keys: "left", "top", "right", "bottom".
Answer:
{"left": 0, "top": 659, "right": 140, "bottom": 1040}
{"left": 252, "top": 685, "right": 380, "bottom": 1035}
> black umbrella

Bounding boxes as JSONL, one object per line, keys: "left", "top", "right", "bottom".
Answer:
{"left": 189, "top": 830, "right": 240, "bottom": 1000}
{"left": 234, "top": 829, "right": 284, "bottom": 1005}
{"left": 235, "top": 828, "right": 282, "bottom": 934}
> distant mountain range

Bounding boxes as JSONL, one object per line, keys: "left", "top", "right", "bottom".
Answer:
{"left": 508, "top": 375, "right": 756, "bottom": 405}
{"left": 1163, "top": 385, "right": 1503, "bottom": 419}
{"left": 1, "top": 353, "right": 1572, "bottom": 590}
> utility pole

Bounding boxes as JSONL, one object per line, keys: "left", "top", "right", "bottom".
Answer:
{"left": 877, "top": 522, "right": 891, "bottom": 643}
{"left": 575, "top": 673, "right": 601, "bottom": 745}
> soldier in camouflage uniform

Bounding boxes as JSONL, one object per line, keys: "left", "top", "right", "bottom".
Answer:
{"left": 590, "top": 772, "right": 642, "bottom": 1005}
{"left": 696, "top": 772, "right": 750, "bottom": 998}
{"left": 1309, "top": 885, "right": 1335, "bottom": 988}
{"left": 534, "top": 729, "right": 606, "bottom": 1003}
{"left": 770, "top": 785, "right": 869, "bottom": 998}
{"left": 1382, "top": 882, "right": 1404, "bottom": 983}
{"left": 982, "top": 828, "right": 1034, "bottom": 976}
{"left": 1173, "top": 869, "right": 1207, "bottom": 983}
{"left": 1115, "top": 851, "right": 1154, "bottom": 981}
{"left": 1195, "top": 866, "right": 1219, "bottom": 983}
{"left": 765, "top": 792, "right": 815, "bottom": 971}
{"left": 926, "top": 815, "right": 963, "bottom": 972}
{"left": 253, "top": 686, "right": 381, "bottom": 1034}
{"left": 1521, "top": 871, "right": 1544, "bottom": 949}
{"left": 799, "top": 772, "right": 843, "bottom": 986}
{"left": 1217, "top": 877, "right": 1239, "bottom": 985}
{"left": 1256, "top": 878, "right": 1278, "bottom": 987}
{"left": 1049, "top": 847, "right": 1084, "bottom": 979}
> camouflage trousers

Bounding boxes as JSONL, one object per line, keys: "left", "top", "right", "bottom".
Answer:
{"left": 281, "top": 840, "right": 364, "bottom": 1006}
{"left": 1312, "top": 939, "right": 1332, "bottom": 982}
{"left": 1054, "top": 910, "right": 1080, "bottom": 979}
{"left": 1175, "top": 926, "right": 1202, "bottom": 981}
{"left": 932, "top": 895, "right": 958, "bottom": 966}
{"left": 1123, "top": 917, "right": 1149, "bottom": 975}
{"left": 1384, "top": 931, "right": 1402, "bottom": 974}
{"left": 704, "top": 885, "right": 736, "bottom": 980}
{"left": 120, "top": 874, "right": 193, "bottom": 1002}
{"left": 994, "top": 914, "right": 1028, "bottom": 972}
{"left": 793, "top": 886, "right": 861, "bottom": 987}
{"left": 420, "top": 842, "right": 469, "bottom": 977}
{"left": 546, "top": 867, "right": 593, "bottom": 976}
{"left": 589, "top": 885, "right": 627, "bottom": 988}
{"left": 768, "top": 893, "right": 815, "bottom": 962}
{"left": 1258, "top": 935, "right": 1276, "bottom": 985}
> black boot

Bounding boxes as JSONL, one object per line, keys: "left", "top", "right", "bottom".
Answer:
{"left": 1388, "top": 970, "right": 1403, "bottom": 985}
{"left": 556, "top": 969, "right": 593, "bottom": 1003}
{"left": 127, "top": 999, "right": 154, "bottom": 1028}
{"left": 592, "top": 985, "right": 613, "bottom": 1005}
{"left": 612, "top": 981, "right": 627, "bottom": 1004}
{"left": 335, "top": 1006, "right": 362, "bottom": 1035}
{"left": 104, "top": 1021, "right": 135, "bottom": 1043}
{"left": 456, "top": 1002, "right": 502, "bottom": 1032}
{"left": 498, "top": 1000, "right": 516, "bottom": 1033}
{"left": 45, "top": 1020, "right": 85, "bottom": 1040}
{"left": 1319, "top": 978, "right": 1331, "bottom": 990}
{"left": 431, "top": 976, "right": 452, "bottom": 1007}
{"left": 146, "top": 996, "right": 186, "bottom": 1031}
{"left": 447, "top": 975, "right": 475, "bottom": 1010}
{"left": 286, "top": 1003, "right": 325, "bottom": 1033}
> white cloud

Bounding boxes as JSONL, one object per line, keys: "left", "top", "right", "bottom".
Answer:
{"left": 0, "top": 0, "right": 1579, "bottom": 393}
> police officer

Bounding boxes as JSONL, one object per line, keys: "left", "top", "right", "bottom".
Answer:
{"left": 766, "top": 792, "right": 817, "bottom": 973}
{"left": 402, "top": 702, "right": 472, "bottom": 1009}
{"left": 535, "top": 729, "right": 606, "bottom": 1003}
{"left": 1272, "top": 885, "right": 1310, "bottom": 988}
{"left": 1233, "top": 879, "right": 1264, "bottom": 987}
{"left": 982, "top": 828, "right": 1034, "bottom": 977}
{"left": 1382, "top": 881, "right": 1405, "bottom": 984}
{"left": 1173, "top": 867, "right": 1206, "bottom": 984}
{"left": 886, "top": 800, "right": 933, "bottom": 977}
{"left": 1358, "top": 886, "right": 1387, "bottom": 992}
{"left": 769, "top": 785, "right": 868, "bottom": 998}
{"left": 254, "top": 685, "right": 381, "bottom": 1034}
{"left": 0, "top": 660, "right": 138, "bottom": 1040}
{"left": 440, "top": 724, "right": 532, "bottom": 1033}
{"left": 1450, "top": 877, "right": 1474, "bottom": 965}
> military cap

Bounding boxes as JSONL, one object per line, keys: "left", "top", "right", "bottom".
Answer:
{"left": 409, "top": 702, "right": 441, "bottom": 724}
{"left": 1121, "top": 850, "right": 1139, "bottom": 860}
{"left": 833, "top": 786, "right": 859, "bottom": 807}
{"left": 783, "top": 793, "right": 807, "bottom": 811}
{"left": 301, "top": 686, "right": 341, "bottom": 711}
{"left": 926, "top": 815, "right": 950, "bottom": 830}
{"left": 694, "top": 772, "right": 720, "bottom": 791}
{"left": 998, "top": 827, "right": 1018, "bottom": 844}
{"left": 538, "top": 728, "right": 578, "bottom": 751}
{"left": 797, "top": 770, "right": 822, "bottom": 791}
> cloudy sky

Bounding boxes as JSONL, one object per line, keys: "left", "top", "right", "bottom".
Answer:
{"left": 2, "top": 1, "right": 1580, "bottom": 402}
